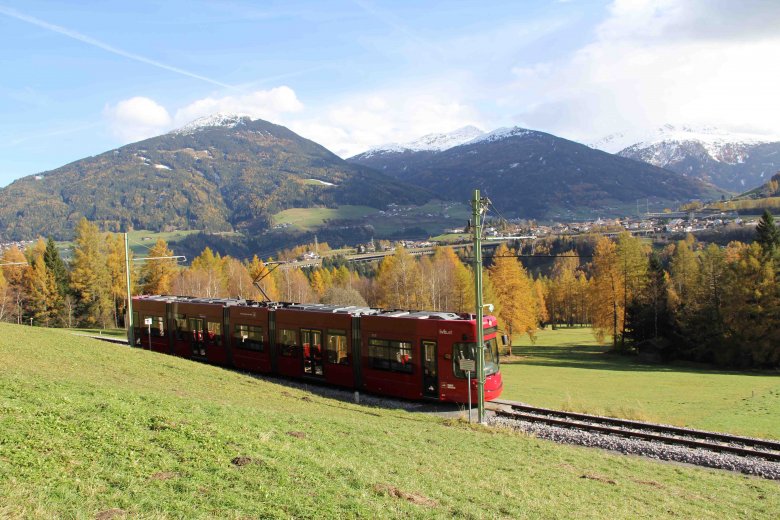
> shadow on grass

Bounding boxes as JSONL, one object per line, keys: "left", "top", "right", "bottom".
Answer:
{"left": 505, "top": 344, "right": 779, "bottom": 377}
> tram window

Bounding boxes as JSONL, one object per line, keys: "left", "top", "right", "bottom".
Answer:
{"left": 132, "top": 311, "right": 140, "bottom": 329}
{"left": 175, "top": 314, "right": 188, "bottom": 340}
{"left": 278, "top": 328, "right": 298, "bottom": 357}
{"left": 368, "top": 339, "right": 413, "bottom": 374}
{"left": 234, "top": 324, "right": 264, "bottom": 352}
{"left": 325, "top": 329, "right": 349, "bottom": 365}
{"left": 207, "top": 322, "right": 222, "bottom": 346}
{"left": 452, "top": 342, "right": 475, "bottom": 378}
{"left": 147, "top": 315, "right": 166, "bottom": 337}
{"left": 453, "top": 340, "right": 499, "bottom": 378}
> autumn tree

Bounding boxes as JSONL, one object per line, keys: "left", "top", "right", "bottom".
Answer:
{"left": 321, "top": 286, "right": 368, "bottom": 306}
{"left": 189, "top": 247, "right": 225, "bottom": 297}
{"left": 1, "top": 246, "right": 29, "bottom": 324}
{"left": 275, "top": 267, "right": 315, "bottom": 302}
{"left": 247, "top": 255, "right": 278, "bottom": 301}
{"left": 225, "top": 257, "right": 256, "bottom": 299}
{"left": 589, "top": 236, "right": 623, "bottom": 348}
{"left": 488, "top": 244, "right": 537, "bottom": 341}
{"left": 26, "top": 245, "right": 59, "bottom": 326}
{"left": 139, "top": 239, "right": 178, "bottom": 294}
{"left": 549, "top": 252, "right": 580, "bottom": 327}
{"left": 615, "top": 232, "right": 649, "bottom": 349}
{"left": 375, "top": 247, "right": 428, "bottom": 309}
{"left": 70, "top": 218, "right": 113, "bottom": 327}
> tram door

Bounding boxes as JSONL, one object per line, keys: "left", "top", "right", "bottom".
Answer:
{"left": 422, "top": 340, "right": 438, "bottom": 398}
{"left": 190, "top": 318, "right": 206, "bottom": 358}
{"left": 302, "top": 329, "right": 324, "bottom": 378}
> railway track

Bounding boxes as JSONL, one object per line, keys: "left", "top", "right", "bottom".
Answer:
{"left": 489, "top": 399, "right": 780, "bottom": 464}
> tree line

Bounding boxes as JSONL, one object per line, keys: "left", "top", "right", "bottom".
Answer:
{"left": 3, "top": 214, "right": 779, "bottom": 369}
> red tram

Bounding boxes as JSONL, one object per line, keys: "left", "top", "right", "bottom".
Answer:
{"left": 131, "top": 296, "right": 504, "bottom": 403}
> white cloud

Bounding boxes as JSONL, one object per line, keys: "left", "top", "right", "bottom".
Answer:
{"left": 105, "top": 96, "right": 172, "bottom": 142}
{"left": 287, "top": 89, "right": 484, "bottom": 157}
{"left": 173, "top": 86, "right": 303, "bottom": 126}
{"left": 104, "top": 87, "right": 304, "bottom": 144}
{"left": 504, "top": 0, "right": 780, "bottom": 141}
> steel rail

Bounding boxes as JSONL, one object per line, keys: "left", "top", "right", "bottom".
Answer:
{"left": 489, "top": 400, "right": 780, "bottom": 463}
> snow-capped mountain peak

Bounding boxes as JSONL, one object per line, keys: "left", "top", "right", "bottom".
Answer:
{"left": 172, "top": 113, "right": 249, "bottom": 135}
{"left": 608, "top": 124, "right": 780, "bottom": 192}
{"left": 360, "top": 126, "right": 485, "bottom": 157}
{"left": 591, "top": 124, "right": 780, "bottom": 154}
{"left": 467, "top": 126, "right": 533, "bottom": 145}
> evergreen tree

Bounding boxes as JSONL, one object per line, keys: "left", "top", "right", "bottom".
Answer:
{"left": 43, "top": 237, "right": 69, "bottom": 296}
{"left": 755, "top": 209, "right": 780, "bottom": 259}
{"left": 616, "top": 232, "right": 649, "bottom": 350}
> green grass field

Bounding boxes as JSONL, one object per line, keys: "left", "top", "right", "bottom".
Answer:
{"left": 272, "top": 206, "right": 380, "bottom": 231}
{"left": 1, "top": 324, "right": 778, "bottom": 518}
{"left": 502, "top": 327, "right": 780, "bottom": 439}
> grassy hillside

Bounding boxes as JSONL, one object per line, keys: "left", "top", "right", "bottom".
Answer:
{"left": 273, "top": 206, "right": 380, "bottom": 232}
{"left": 503, "top": 328, "right": 780, "bottom": 439}
{"left": 1, "top": 324, "right": 778, "bottom": 518}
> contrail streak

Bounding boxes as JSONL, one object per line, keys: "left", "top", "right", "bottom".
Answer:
{"left": 0, "top": 5, "right": 236, "bottom": 90}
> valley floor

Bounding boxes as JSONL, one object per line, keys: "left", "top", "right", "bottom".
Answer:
{"left": 502, "top": 327, "right": 780, "bottom": 439}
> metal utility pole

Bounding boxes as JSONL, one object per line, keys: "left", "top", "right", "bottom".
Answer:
{"left": 125, "top": 233, "right": 134, "bottom": 347}
{"left": 471, "top": 189, "right": 489, "bottom": 424}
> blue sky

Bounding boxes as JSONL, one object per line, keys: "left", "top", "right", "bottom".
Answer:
{"left": 1, "top": 0, "right": 779, "bottom": 186}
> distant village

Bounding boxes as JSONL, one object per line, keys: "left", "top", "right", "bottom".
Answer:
{"left": 0, "top": 209, "right": 760, "bottom": 260}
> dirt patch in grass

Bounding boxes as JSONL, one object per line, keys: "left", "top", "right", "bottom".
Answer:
{"left": 580, "top": 473, "right": 617, "bottom": 485}
{"left": 374, "top": 483, "right": 438, "bottom": 507}
{"left": 95, "top": 509, "right": 126, "bottom": 520}
{"left": 150, "top": 471, "right": 179, "bottom": 480}
{"left": 286, "top": 431, "right": 306, "bottom": 438}
{"left": 231, "top": 456, "right": 255, "bottom": 467}
{"left": 631, "top": 478, "right": 663, "bottom": 488}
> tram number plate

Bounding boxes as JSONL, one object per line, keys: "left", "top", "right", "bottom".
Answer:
{"left": 144, "top": 318, "right": 152, "bottom": 325}
{"left": 459, "top": 359, "right": 476, "bottom": 372}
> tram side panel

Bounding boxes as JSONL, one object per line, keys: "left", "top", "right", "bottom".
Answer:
{"left": 227, "top": 305, "right": 272, "bottom": 373}
{"left": 171, "top": 301, "right": 227, "bottom": 365}
{"left": 359, "top": 315, "right": 423, "bottom": 400}
{"left": 134, "top": 298, "right": 171, "bottom": 354}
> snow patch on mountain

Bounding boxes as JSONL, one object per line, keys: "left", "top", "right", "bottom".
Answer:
{"left": 468, "top": 126, "right": 533, "bottom": 145}
{"left": 591, "top": 124, "right": 780, "bottom": 157}
{"left": 172, "top": 114, "right": 249, "bottom": 135}
{"left": 360, "top": 126, "right": 485, "bottom": 158}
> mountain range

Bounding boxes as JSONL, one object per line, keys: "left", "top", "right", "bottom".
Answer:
{"left": 0, "top": 117, "right": 743, "bottom": 242}
{"left": 349, "top": 126, "right": 719, "bottom": 219}
{"left": 590, "top": 125, "right": 780, "bottom": 192}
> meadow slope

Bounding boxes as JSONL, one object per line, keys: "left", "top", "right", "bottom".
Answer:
{"left": 0, "top": 324, "right": 778, "bottom": 518}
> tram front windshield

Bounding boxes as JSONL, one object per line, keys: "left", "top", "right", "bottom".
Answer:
{"left": 454, "top": 337, "right": 500, "bottom": 377}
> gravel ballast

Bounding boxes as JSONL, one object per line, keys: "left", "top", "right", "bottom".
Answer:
{"left": 491, "top": 415, "right": 780, "bottom": 480}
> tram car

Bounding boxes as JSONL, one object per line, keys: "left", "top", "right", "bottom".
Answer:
{"left": 131, "top": 295, "right": 504, "bottom": 403}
